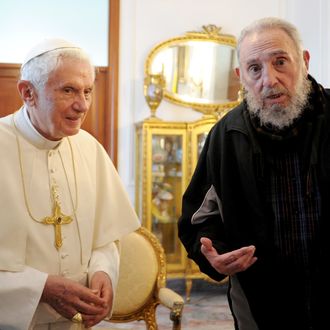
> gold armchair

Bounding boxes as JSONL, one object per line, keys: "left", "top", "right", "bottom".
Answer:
{"left": 101, "top": 226, "right": 184, "bottom": 330}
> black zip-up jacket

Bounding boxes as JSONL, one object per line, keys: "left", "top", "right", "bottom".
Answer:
{"left": 178, "top": 75, "right": 330, "bottom": 329}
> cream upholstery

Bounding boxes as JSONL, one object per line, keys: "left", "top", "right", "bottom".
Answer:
{"left": 102, "top": 226, "right": 184, "bottom": 330}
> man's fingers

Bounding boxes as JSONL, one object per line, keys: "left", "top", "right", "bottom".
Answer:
{"left": 233, "top": 245, "right": 256, "bottom": 258}
{"left": 224, "top": 246, "right": 257, "bottom": 269}
{"left": 200, "top": 237, "right": 213, "bottom": 251}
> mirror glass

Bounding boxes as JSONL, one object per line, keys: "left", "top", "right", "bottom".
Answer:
{"left": 145, "top": 25, "right": 241, "bottom": 115}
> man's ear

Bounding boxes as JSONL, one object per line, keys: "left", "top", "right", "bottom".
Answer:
{"left": 303, "top": 50, "right": 310, "bottom": 71}
{"left": 17, "top": 80, "right": 36, "bottom": 105}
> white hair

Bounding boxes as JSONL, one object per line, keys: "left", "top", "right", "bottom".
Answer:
{"left": 20, "top": 48, "right": 95, "bottom": 90}
{"left": 237, "top": 17, "right": 304, "bottom": 62}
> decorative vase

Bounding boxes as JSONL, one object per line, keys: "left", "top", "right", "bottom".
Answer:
{"left": 144, "top": 73, "right": 165, "bottom": 119}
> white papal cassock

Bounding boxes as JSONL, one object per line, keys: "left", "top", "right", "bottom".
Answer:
{"left": 0, "top": 107, "right": 141, "bottom": 329}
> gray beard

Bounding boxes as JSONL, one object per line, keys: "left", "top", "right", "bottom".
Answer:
{"left": 245, "top": 75, "right": 312, "bottom": 130}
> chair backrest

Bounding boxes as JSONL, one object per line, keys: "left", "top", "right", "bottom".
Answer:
{"left": 111, "top": 226, "right": 166, "bottom": 319}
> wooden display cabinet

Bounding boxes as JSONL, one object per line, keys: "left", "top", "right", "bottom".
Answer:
{"left": 135, "top": 115, "right": 220, "bottom": 300}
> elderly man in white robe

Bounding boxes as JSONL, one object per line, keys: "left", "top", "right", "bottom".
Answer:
{"left": 0, "top": 39, "right": 140, "bottom": 330}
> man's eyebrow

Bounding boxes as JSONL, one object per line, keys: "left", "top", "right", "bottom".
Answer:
{"left": 269, "top": 50, "right": 290, "bottom": 57}
{"left": 245, "top": 50, "right": 290, "bottom": 66}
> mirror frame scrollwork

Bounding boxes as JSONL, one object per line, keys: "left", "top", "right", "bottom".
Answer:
{"left": 145, "top": 25, "right": 241, "bottom": 116}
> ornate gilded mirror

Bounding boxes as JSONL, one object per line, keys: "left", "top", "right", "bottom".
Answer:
{"left": 145, "top": 25, "right": 241, "bottom": 116}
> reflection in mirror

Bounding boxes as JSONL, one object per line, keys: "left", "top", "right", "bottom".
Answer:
{"left": 145, "top": 25, "right": 241, "bottom": 115}
{"left": 151, "top": 41, "right": 239, "bottom": 104}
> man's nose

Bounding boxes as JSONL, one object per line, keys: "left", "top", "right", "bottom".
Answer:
{"left": 262, "top": 65, "right": 278, "bottom": 88}
{"left": 72, "top": 93, "right": 90, "bottom": 112}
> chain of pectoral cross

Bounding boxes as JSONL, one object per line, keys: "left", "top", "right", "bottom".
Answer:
{"left": 13, "top": 113, "right": 77, "bottom": 250}
{"left": 42, "top": 184, "right": 73, "bottom": 250}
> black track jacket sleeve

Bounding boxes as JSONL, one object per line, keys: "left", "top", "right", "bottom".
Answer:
{"left": 178, "top": 126, "right": 228, "bottom": 282}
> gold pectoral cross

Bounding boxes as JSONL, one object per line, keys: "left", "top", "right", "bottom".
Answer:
{"left": 42, "top": 199, "right": 73, "bottom": 250}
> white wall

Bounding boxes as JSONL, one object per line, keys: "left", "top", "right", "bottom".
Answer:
{"left": 285, "top": 0, "right": 330, "bottom": 87}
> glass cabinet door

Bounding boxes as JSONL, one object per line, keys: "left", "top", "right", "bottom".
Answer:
{"left": 151, "top": 134, "right": 183, "bottom": 265}
{"left": 197, "top": 132, "right": 208, "bottom": 157}
{"left": 135, "top": 117, "right": 217, "bottom": 279}
{"left": 188, "top": 117, "right": 217, "bottom": 178}
{"left": 135, "top": 121, "right": 187, "bottom": 274}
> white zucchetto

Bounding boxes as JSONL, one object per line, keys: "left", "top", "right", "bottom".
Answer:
{"left": 22, "top": 38, "right": 80, "bottom": 68}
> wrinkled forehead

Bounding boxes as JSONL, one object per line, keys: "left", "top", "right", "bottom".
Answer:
{"left": 239, "top": 28, "right": 299, "bottom": 63}
{"left": 44, "top": 51, "right": 96, "bottom": 85}
{"left": 47, "top": 57, "right": 96, "bottom": 84}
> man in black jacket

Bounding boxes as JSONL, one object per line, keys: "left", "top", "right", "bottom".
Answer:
{"left": 178, "top": 17, "right": 330, "bottom": 330}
